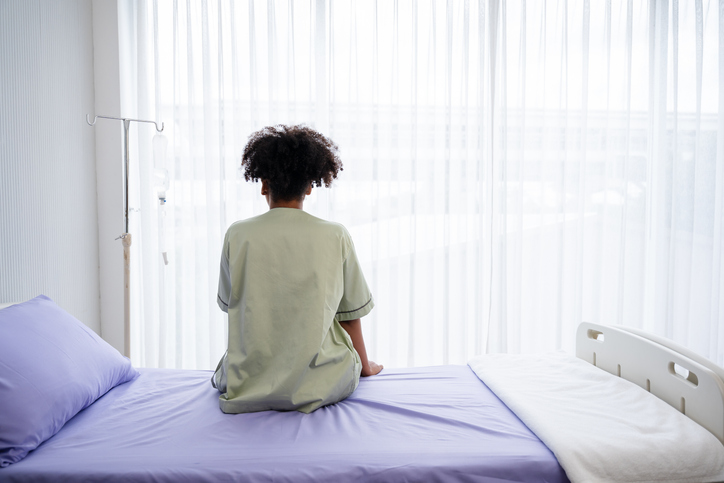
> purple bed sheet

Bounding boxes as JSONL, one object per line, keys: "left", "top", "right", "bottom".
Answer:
{"left": 0, "top": 365, "right": 569, "bottom": 483}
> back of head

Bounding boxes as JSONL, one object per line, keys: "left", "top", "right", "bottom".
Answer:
{"left": 241, "top": 125, "right": 343, "bottom": 201}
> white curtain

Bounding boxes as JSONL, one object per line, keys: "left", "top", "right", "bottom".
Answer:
{"left": 123, "top": 0, "right": 724, "bottom": 370}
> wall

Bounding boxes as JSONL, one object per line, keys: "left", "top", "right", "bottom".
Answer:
{"left": 92, "top": 0, "right": 126, "bottom": 354}
{"left": 0, "top": 0, "right": 101, "bottom": 332}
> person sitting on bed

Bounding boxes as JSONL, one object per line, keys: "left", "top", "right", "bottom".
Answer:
{"left": 212, "top": 124, "right": 383, "bottom": 414}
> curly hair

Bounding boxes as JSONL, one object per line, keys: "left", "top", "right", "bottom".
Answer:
{"left": 241, "top": 125, "right": 343, "bottom": 201}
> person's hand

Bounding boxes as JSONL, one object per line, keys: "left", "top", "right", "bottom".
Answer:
{"left": 361, "top": 361, "right": 383, "bottom": 377}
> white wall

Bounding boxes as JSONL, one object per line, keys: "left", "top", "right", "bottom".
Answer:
{"left": 92, "top": 0, "right": 126, "bottom": 354}
{"left": 0, "top": 0, "right": 101, "bottom": 333}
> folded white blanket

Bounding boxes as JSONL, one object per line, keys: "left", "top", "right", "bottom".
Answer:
{"left": 468, "top": 352, "right": 724, "bottom": 483}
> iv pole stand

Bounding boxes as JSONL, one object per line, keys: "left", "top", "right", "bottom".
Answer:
{"left": 86, "top": 114, "right": 164, "bottom": 358}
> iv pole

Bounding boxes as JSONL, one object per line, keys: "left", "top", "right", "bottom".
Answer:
{"left": 86, "top": 114, "right": 164, "bottom": 358}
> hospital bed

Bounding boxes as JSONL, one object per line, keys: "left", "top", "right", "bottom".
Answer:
{"left": 1, "top": 296, "right": 724, "bottom": 482}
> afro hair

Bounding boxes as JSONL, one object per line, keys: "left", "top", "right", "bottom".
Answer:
{"left": 241, "top": 125, "right": 343, "bottom": 201}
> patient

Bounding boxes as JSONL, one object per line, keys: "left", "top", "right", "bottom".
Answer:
{"left": 212, "top": 124, "right": 382, "bottom": 414}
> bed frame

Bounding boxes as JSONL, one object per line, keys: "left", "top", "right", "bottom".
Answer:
{"left": 576, "top": 322, "right": 724, "bottom": 444}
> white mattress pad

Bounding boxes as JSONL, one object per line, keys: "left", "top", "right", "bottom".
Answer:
{"left": 469, "top": 351, "right": 724, "bottom": 483}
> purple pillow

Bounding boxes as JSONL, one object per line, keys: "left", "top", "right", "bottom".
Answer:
{"left": 0, "top": 295, "right": 138, "bottom": 467}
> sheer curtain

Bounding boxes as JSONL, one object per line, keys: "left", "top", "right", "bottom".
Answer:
{"left": 122, "top": 0, "right": 723, "bottom": 370}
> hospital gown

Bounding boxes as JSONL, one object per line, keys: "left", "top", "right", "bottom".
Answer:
{"left": 213, "top": 208, "right": 374, "bottom": 413}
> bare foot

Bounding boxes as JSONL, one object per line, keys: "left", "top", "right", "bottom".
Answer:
{"left": 361, "top": 361, "right": 383, "bottom": 377}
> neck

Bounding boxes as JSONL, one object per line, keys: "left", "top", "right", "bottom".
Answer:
{"left": 268, "top": 198, "right": 304, "bottom": 210}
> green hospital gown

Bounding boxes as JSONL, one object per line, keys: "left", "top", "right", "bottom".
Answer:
{"left": 213, "top": 208, "right": 374, "bottom": 413}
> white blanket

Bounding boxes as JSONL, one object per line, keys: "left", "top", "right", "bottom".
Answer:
{"left": 468, "top": 352, "right": 724, "bottom": 483}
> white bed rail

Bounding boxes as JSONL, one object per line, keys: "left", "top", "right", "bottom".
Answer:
{"left": 576, "top": 322, "right": 724, "bottom": 444}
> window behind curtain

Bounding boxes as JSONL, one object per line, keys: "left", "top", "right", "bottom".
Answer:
{"left": 124, "top": 0, "right": 723, "bottom": 370}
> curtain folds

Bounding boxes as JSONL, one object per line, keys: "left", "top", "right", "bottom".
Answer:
{"left": 124, "top": 0, "right": 723, "bottom": 370}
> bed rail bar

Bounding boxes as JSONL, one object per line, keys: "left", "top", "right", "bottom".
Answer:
{"left": 576, "top": 322, "right": 724, "bottom": 445}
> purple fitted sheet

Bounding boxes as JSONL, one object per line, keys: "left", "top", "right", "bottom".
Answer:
{"left": 0, "top": 365, "right": 569, "bottom": 483}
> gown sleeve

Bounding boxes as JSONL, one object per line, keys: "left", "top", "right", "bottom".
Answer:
{"left": 217, "top": 232, "right": 231, "bottom": 313}
{"left": 334, "top": 230, "right": 374, "bottom": 322}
